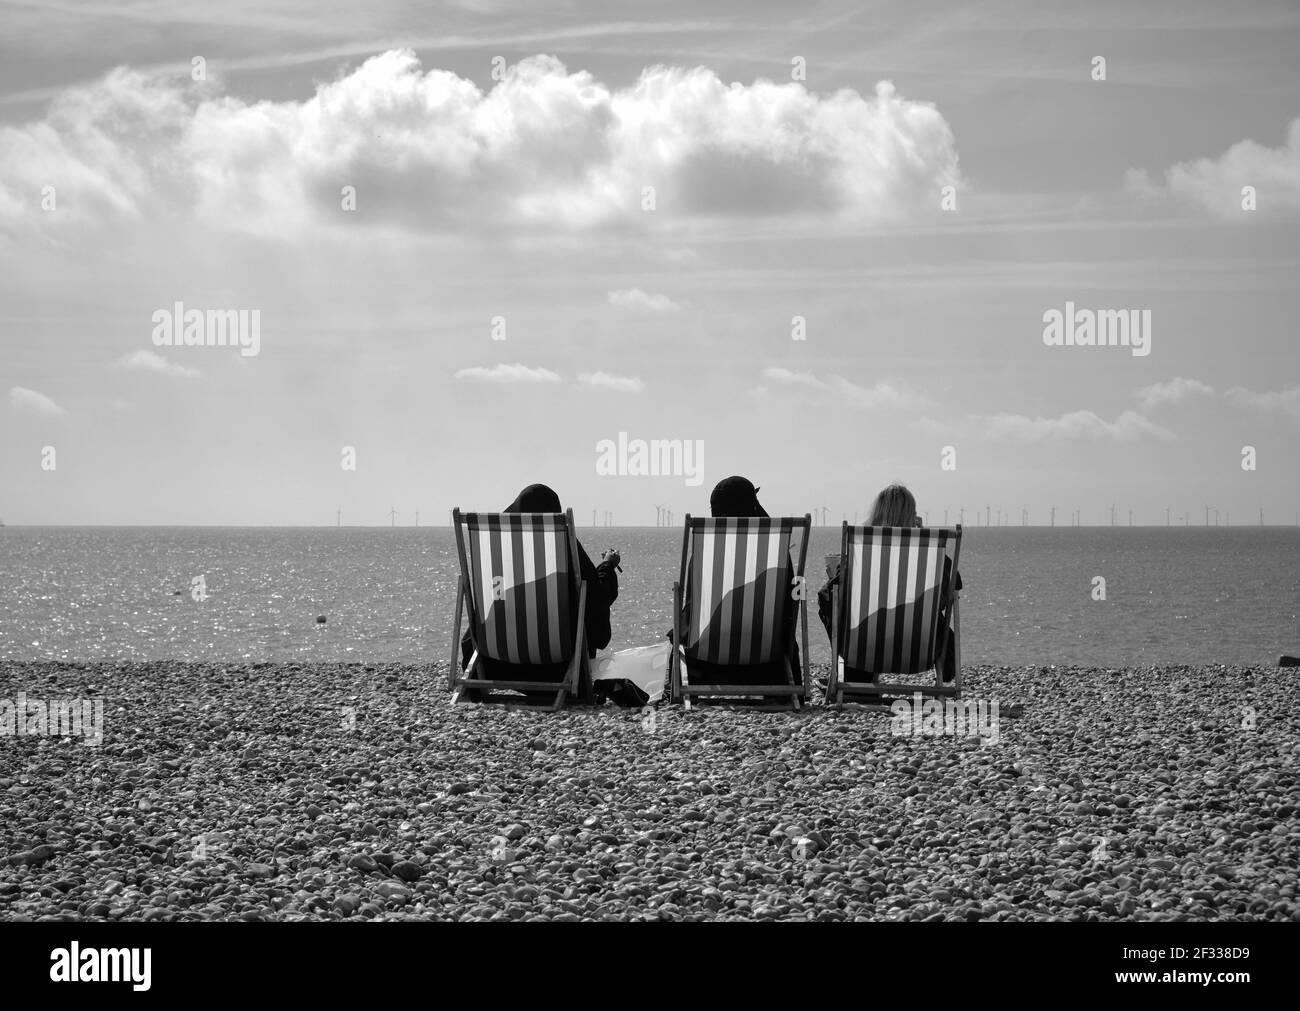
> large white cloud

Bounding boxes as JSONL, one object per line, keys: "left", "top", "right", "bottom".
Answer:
{"left": 1126, "top": 117, "right": 1300, "bottom": 218}
{"left": 0, "top": 51, "right": 962, "bottom": 235}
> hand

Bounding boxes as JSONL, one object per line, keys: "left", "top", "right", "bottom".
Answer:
{"left": 603, "top": 549, "right": 622, "bottom": 571}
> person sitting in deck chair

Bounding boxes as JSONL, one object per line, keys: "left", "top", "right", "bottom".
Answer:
{"left": 459, "top": 483, "right": 621, "bottom": 700}
{"left": 817, "top": 483, "right": 961, "bottom": 684}
{"left": 669, "top": 475, "right": 804, "bottom": 689}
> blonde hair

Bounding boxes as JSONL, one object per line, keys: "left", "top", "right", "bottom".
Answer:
{"left": 868, "top": 484, "right": 918, "bottom": 527}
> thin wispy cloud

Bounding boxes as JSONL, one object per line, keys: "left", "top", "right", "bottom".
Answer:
{"left": 982, "top": 410, "right": 1173, "bottom": 443}
{"left": 453, "top": 363, "right": 561, "bottom": 384}
{"left": 1224, "top": 383, "right": 1300, "bottom": 422}
{"left": 8, "top": 385, "right": 66, "bottom": 417}
{"left": 116, "top": 349, "right": 201, "bottom": 378}
{"left": 759, "top": 367, "right": 930, "bottom": 411}
{"left": 1137, "top": 377, "right": 1215, "bottom": 412}
{"left": 607, "top": 288, "right": 681, "bottom": 312}
{"left": 577, "top": 371, "right": 645, "bottom": 393}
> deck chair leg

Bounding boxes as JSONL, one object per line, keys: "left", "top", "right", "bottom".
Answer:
{"left": 827, "top": 584, "right": 841, "bottom": 707}
{"left": 783, "top": 654, "right": 801, "bottom": 712}
{"left": 671, "top": 581, "right": 690, "bottom": 709}
{"left": 449, "top": 576, "right": 466, "bottom": 693}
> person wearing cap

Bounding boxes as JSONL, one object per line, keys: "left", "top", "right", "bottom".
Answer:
{"left": 459, "top": 484, "right": 621, "bottom": 701}
{"left": 670, "top": 475, "right": 804, "bottom": 688}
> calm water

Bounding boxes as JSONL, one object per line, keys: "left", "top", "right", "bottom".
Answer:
{"left": 0, "top": 527, "right": 1296, "bottom": 667}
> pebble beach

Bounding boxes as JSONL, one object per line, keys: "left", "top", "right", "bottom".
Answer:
{"left": 1, "top": 660, "right": 1296, "bottom": 922}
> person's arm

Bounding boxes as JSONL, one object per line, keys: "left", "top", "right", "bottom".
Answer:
{"left": 594, "top": 550, "right": 620, "bottom": 605}
{"left": 816, "top": 572, "right": 837, "bottom": 641}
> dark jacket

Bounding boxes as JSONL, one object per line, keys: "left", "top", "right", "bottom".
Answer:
{"left": 460, "top": 485, "right": 618, "bottom": 672}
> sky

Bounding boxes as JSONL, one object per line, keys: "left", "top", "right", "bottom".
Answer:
{"left": 1, "top": 0, "right": 1297, "bottom": 527}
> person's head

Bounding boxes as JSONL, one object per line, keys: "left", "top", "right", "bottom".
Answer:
{"left": 868, "top": 484, "right": 918, "bottom": 527}
{"left": 709, "top": 476, "right": 767, "bottom": 518}
{"left": 506, "top": 483, "right": 562, "bottom": 513}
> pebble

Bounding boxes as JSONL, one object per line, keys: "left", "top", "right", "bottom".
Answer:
{"left": 2, "top": 659, "right": 1293, "bottom": 923}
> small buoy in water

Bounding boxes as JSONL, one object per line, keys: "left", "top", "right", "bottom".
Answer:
{"left": 172, "top": 590, "right": 182, "bottom": 595}
{"left": 316, "top": 615, "right": 327, "bottom": 625}
{"left": 1280, "top": 655, "right": 1299, "bottom": 668}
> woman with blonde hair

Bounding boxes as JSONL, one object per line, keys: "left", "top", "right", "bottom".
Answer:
{"left": 816, "top": 483, "right": 961, "bottom": 684}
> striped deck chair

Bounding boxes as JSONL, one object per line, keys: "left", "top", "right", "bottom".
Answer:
{"left": 827, "top": 523, "right": 962, "bottom": 706}
{"left": 670, "top": 514, "right": 811, "bottom": 710}
{"left": 449, "top": 507, "right": 589, "bottom": 710}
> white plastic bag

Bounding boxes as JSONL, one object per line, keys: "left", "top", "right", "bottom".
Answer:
{"left": 590, "top": 642, "right": 669, "bottom": 704}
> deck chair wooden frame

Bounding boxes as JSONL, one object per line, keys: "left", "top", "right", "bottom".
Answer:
{"left": 449, "top": 507, "right": 590, "bottom": 711}
{"left": 669, "top": 514, "right": 811, "bottom": 711}
{"left": 826, "top": 523, "right": 962, "bottom": 707}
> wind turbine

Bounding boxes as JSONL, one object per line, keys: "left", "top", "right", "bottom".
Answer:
{"left": 958, "top": 507, "right": 965, "bottom": 525}
{"left": 820, "top": 505, "right": 830, "bottom": 526}
{"left": 388, "top": 506, "right": 399, "bottom": 527}
{"left": 943, "top": 509, "right": 948, "bottom": 526}
{"left": 985, "top": 505, "right": 991, "bottom": 527}
{"left": 415, "top": 511, "right": 419, "bottom": 527}
{"left": 337, "top": 508, "right": 341, "bottom": 528}
{"left": 1166, "top": 506, "right": 1170, "bottom": 527}
{"left": 654, "top": 505, "right": 662, "bottom": 527}
{"left": 1021, "top": 507, "right": 1028, "bottom": 526}
{"left": 1204, "top": 503, "right": 1211, "bottom": 527}
{"left": 1127, "top": 509, "right": 1133, "bottom": 527}
{"left": 996, "top": 507, "right": 1001, "bottom": 527}
{"left": 1049, "top": 506, "right": 1056, "bottom": 528}
{"left": 593, "top": 508, "right": 598, "bottom": 527}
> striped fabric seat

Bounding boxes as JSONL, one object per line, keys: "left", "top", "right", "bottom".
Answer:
{"left": 681, "top": 516, "right": 800, "bottom": 667}
{"left": 836, "top": 526, "right": 956, "bottom": 676}
{"left": 458, "top": 512, "right": 576, "bottom": 666}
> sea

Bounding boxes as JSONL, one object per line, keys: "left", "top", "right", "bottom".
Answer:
{"left": 1, "top": 526, "right": 1297, "bottom": 668}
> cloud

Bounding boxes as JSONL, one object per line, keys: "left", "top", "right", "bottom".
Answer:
{"left": 1126, "top": 117, "right": 1300, "bottom": 218}
{"left": 607, "top": 288, "right": 680, "bottom": 312}
{"left": 1223, "top": 383, "right": 1300, "bottom": 421}
{"left": 982, "top": 409, "right": 1172, "bottom": 443}
{"left": 8, "top": 386, "right": 66, "bottom": 417}
{"left": 1136, "top": 377, "right": 1215, "bottom": 412}
{"left": 116, "top": 349, "right": 201, "bottom": 378}
{"left": 0, "top": 52, "right": 962, "bottom": 235}
{"left": 453, "top": 363, "right": 561, "bottom": 384}
{"left": 759, "top": 367, "right": 930, "bottom": 410}
{"left": 577, "top": 371, "right": 645, "bottom": 393}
